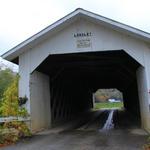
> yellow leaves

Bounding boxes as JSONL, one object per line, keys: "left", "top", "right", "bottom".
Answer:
{"left": 1, "top": 75, "right": 28, "bottom": 117}
{"left": 1, "top": 75, "right": 19, "bottom": 117}
{"left": 0, "top": 75, "right": 31, "bottom": 145}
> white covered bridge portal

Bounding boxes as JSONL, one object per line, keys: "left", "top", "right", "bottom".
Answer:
{"left": 2, "top": 8, "right": 150, "bottom": 132}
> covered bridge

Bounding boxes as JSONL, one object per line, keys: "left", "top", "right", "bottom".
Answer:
{"left": 2, "top": 8, "right": 150, "bottom": 132}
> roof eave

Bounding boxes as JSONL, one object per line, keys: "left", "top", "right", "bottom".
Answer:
{"left": 1, "top": 9, "right": 83, "bottom": 61}
{"left": 2, "top": 8, "right": 150, "bottom": 61}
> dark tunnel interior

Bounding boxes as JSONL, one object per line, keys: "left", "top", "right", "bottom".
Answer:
{"left": 36, "top": 50, "right": 141, "bottom": 126}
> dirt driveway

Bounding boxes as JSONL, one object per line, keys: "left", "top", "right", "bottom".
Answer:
{"left": 1, "top": 128, "right": 147, "bottom": 150}
{"left": 1, "top": 110, "right": 148, "bottom": 150}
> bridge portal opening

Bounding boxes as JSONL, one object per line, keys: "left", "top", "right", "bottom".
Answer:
{"left": 33, "top": 50, "right": 142, "bottom": 130}
{"left": 93, "top": 88, "right": 124, "bottom": 110}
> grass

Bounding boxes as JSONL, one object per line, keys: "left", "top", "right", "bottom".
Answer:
{"left": 94, "top": 102, "right": 124, "bottom": 110}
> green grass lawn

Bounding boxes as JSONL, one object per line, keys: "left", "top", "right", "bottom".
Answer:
{"left": 94, "top": 102, "right": 124, "bottom": 110}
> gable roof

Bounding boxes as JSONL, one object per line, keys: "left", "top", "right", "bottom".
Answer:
{"left": 2, "top": 8, "right": 150, "bottom": 61}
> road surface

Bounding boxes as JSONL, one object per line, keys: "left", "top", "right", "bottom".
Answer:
{"left": 1, "top": 110, "right": 148, "bottom": 150}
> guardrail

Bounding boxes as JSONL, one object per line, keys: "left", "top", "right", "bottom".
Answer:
{"left": 0, "top": 116, "right": 30, "bottom": 123}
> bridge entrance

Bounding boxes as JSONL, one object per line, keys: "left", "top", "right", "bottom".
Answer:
{"left": 31, "top": 50, "right": 145, "bottom": 129}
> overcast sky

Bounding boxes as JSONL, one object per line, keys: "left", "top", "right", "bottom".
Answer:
{"left": 0, "top": 0, "right": 150, "bottom": 55}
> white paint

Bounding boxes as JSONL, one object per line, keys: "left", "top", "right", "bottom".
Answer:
{"left": 2, "top": 8, "right": 150, "bottom": 60}
{"left": 27, "top": 19, "right": 149, "bottom": 73}
{"left": 14, "top": 13, "right": 150, "bottom": 132}
{"left": 0, "top": 116, "right": 30, "bottom": 123}
{"left": 19, "top": 51, "right": 30, "bottom": 112}
{"left": 137, "top": 67, "right": 150, "bottom": 131}
{"left": 30, "top": 71, "right": 51, "bottom": 132}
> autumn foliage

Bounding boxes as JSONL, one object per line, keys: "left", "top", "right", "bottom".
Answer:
{"left": 1, "top": 75, "right": 19, "bottom": 116}
{"left": 0, "top": 75, "right": 31, "bottom": 146}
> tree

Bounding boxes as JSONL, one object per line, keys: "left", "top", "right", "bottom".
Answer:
{"left": 94, "top": 88, "right": 123, "bottom": 102}
{"left": 0, "top": 75, "right": 31, "bottom": 144}
{"left": 0, "top": 68, "right": 16, "bottom": 100}
{"left": 1, "top": 75, "right": 19, "bottom": 116}
{"left": 0, "top": 75, "right": 28, "bottom": 117}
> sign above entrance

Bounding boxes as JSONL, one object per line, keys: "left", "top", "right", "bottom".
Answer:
{"left": 76, "top": 39, "right": 91, "bottom": 48}
{"left": 74, "top": 32, "right": 92, "bottom": 38}
{"left": 74, "top": 32, "right": 92, "bottom": 48}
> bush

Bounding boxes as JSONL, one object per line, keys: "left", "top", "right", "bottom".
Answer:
{"left": 0, "top": 76, "right": 31, "bottom": 146}
{"left": 4, "top": 121, "right": 31, "bottom": 137}
{"left": 0, "top": 121, "right": 31, "bottom": 146}
{"left": 0, "top": 129, "right": 18, "bottom": 144}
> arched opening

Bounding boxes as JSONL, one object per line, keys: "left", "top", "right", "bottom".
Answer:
{"left": 93, "top": 88, "right": 124, "bottom": 110}
{"left": 31, "top": 50, "right": 142, "bottom": 131}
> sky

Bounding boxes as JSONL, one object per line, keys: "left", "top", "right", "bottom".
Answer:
{"left": 0, "top": 0, "right": 150, "bottom": 56}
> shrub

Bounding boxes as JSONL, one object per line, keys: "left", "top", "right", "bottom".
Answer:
{"left": 0, "top": 76, "right": 31, "bottom": 146}
{"left": 4, "top": 121, "right": 31, "bottom": 138}
{"left": 0, "top": 130, "right": 18, "bottom": 144}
